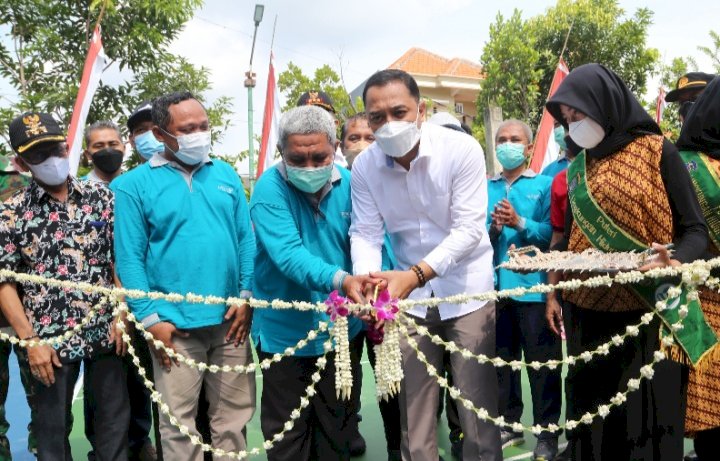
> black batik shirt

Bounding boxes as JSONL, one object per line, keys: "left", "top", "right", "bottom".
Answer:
{"left": 0, "top": 178, "right": 115, "bottom": 363}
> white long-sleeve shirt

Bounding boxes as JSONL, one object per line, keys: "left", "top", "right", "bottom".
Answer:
{"left": 350, "top": 122, "right": 495, "bottom": 320}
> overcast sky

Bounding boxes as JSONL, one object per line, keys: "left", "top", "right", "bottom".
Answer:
{"left": 172, "top": 0, "right": 720, "bottom": 174}
{"left": 3, "top": 1, "right": 720, "bottom": 173}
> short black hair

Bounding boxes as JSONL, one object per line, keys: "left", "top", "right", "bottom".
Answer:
{"left": 362, "top": 69, "right": 420, "bottom": 105}
{"left": 152, "top": 91, "right": 203, "bottom": 130}
{"left": 340, "top": 112, "right": 368, "bottom": 144}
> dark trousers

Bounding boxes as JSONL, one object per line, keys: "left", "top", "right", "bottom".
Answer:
{"left": 258, "top": 345, "right": 354, "bottom": 461}
{"left": 562, "top": 301, "right": 581, "bottom": 447}
{"left": 496, "top": 299, "right": 562, "bottom": 439}
{"left": 570, "top": 308, "right": 687, "bottom": 461}
{"left": 0, "top": 342, "right": 37, "bottom": 459}
{"left": 695, "top": 426, "right": 720, "bottom": 460}
{"left": 85, "top": 329, "right": 159, "bottom": 460}
{"left": 354, "top": 332, "right": 402, "bottom": 453}
{"left": 33, "top": 352, "right": 129, "bottom": 461}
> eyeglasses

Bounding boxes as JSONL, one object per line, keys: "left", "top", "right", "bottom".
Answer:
{"left": 20, "top": 143, "right": 66, "bottom": 165}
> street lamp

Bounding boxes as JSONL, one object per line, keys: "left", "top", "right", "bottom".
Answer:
{"left": 245, "top": 4, "right": 264, "bottom": 193}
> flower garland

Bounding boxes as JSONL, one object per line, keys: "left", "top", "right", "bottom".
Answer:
{"left": 325, "top": 291, "right": 352, "bottom": 399}
{"left": 368, "top": 289, "right": 403, "bottom": 401}
{"left": 402, "top": 311, "right": 656, "bottom": 370}
{"left": 117, "top": 313, "right": 335, "bottom": 460}
{"left": 0, "top": 297, "right": 109, "bottom": 347}
{"left": 3, "top": 258, "right": 719, "bottom": 315}
{"left": 397, "top": 318, "right": 669, "bottom": 433}
{"left": 119, "top": 303, "right": 329, "bottom": 374}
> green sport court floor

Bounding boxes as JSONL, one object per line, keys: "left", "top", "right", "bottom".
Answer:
{"left": 3, "top": 345, "right": 696, "bottom": 460}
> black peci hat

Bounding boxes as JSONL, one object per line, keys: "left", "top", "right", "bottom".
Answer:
{"left": 8, "top": 112, "right": 65, "bottom": 154}
{"left": 127, "top": 100, "right": 153, "bottom": 132}
{"left": 665, "top": 72, "right": 716, "bottom": 103}
{"left": 297, "top": 91, "right": 336, "bottom": 114}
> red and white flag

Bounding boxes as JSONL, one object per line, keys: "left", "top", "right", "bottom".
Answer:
{"left": 655, "top": 87, "right": 666, "bottom": 124}
{"left": 256, "top": 52, "right": 281, "bottom": 178}
{"left": 529, "top": 58, "right": 570, "bottom": 173}
{"left": 67, "top": 26, "right": 107, "bottom": 176}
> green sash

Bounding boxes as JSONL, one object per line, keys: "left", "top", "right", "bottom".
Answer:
{"left": 567, "top": 151, "right": 717, "bottom": 366}
{"left": 678, "top": 150, "right": 720, "bottom": 250}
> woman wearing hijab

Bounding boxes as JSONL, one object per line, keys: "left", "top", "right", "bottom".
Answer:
{"left": 545, "top": 63, "right": 709, "bottom": 460}
{"left": 675, "top": 76, "right": 720, "bottom": 461}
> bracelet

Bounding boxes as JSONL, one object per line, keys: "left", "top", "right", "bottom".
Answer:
{"left": 21, "top": 334, "right": 39, "bottom": 341}
{"left": 410, "top": 265, "right": 427, "bottom": 288}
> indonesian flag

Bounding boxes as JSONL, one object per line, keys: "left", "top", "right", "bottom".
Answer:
{"left": 256, "top": 53, "right": 281, "bottom": 178}
{"left": 67, "top": 26, "right": 107, "bottom": 176}
{"left": 656, "top": 87, "right": 666, "bottom": 124}
{"left": 529, "top": 58, "right": 570, "bottom": 173}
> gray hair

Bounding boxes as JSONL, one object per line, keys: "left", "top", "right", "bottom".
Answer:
{"left": 279, "top": 105, "right": 336, "bottom": 152}
{"left": 496, "top": 119, "right": 533, "bottom": 144}
{"left": 84, "top": 120, "right": 122, "bottom": 147}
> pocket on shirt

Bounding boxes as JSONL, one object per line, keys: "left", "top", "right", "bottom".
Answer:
{"left": 421, "top": 192, "right": 451, "bottom": 224}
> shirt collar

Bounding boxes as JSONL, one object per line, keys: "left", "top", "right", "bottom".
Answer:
{"left": 490, "top": 168, "right": 537, "bottom": 182}
{"left": 149, "top": 153, "right": 213, "bottom": 169}
{"left": 86, "top": 169, "right": 107, "bottom": 184}
{"left": 29, "top": 176, "right": 83, "bottom": 202}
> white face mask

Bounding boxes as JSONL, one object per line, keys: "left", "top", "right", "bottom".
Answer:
{"left": 569, "top": 117, "right": 605, "bottom": 149}
{"left": 166, "top": 130, "right": 212, "bottom": 165}
{"left": 28, "top": 155, "right": 70, "bottom": 186}
{"left": 373, "top": 106, "right": 422, "bottom": 158}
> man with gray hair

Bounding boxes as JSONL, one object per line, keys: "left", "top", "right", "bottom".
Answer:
{"left": 250, "top": 105, "right": 381, "bottom": 461}
{"left": 83, "top": 120, "right": 125, "bottom": 184}
{"left": 487, "top": 119, "right": 561, "bottom": 460}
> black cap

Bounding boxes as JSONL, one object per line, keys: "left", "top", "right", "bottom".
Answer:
{"left": 665, "top": 72, "right": 716, "bottom": 103}
{"left": 8, "top": 112, "right": 65, "bottom": 154}
{"left": 127, "top": 100, "right": 153, "bottom": 132}
{"left": 297, "top": 91, "right": 335, "bottom": 114}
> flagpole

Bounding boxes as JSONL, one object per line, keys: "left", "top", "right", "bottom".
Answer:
{"left": 558, "top": 18, "right": 575, "bottom": 62}
{"left": 245, "top": 5, "right": 265, "bottom": 194}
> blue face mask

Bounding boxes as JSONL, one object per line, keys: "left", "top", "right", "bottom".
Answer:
{"left": 496, "top": 142, "right": 527, "bottom": 170}
{"left": 134, "top": 131, "right": 165, "bottom": 160}
{"left": 554, "top": 126, "right": 567, "bottom": 151}
{"left": 286, "top": 163, "right": 333, "bottom": 193}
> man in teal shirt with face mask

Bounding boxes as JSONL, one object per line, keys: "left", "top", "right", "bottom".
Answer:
{"left": 487, "top": 119, "right": 561, "bottom": 461}
{"left": 113, "top": 91, "right": 256, "bottom": 460}
{"left": 250, "top": 105, "right": 380, "bottom": 461}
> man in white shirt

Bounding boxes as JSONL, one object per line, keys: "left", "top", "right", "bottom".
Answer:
{"left": 350, "top": 69, "right": 502, "bottom": 461}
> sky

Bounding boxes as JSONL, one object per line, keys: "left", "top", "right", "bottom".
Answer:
{"left": 2, "top": 1, "right": 720, "bottom": 174}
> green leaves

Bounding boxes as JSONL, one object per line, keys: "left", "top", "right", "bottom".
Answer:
{"left": 277, "top": 62, "right": 361, "bottom": 119}
{"left": 0, "top": 0, "right": 229, "bottom": 157}
{"left": 477, "top": 0, "right": 660, "bottom": 132}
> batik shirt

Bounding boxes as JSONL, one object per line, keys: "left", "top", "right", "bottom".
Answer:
{"left": 0, "top": 178, "right": 115, "bottom": 363}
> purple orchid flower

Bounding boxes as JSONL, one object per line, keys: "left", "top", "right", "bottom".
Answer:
{"left": 325, "top": 290, "right": 349, "bottom": 321}
{"left": 371, "top": 289, "right": 399, "bottom": 322}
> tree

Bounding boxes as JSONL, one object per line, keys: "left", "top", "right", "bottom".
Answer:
{"left": 698, "top": 30, "right": 720, "bottom": 73}
{"left": 0, "top": 0, "right": 233, "bottom": 157}
{"left": 476, "top": 0, "right": 659, "bottom": 131}
{"left": 649, "top": 56, "right": 696, "bottom": 139}
{"left": 531, "top": 0, "right": 658, "bottom": 100}
{"left": 277, "top": 62, "right": 360, "bottom": 118}
{"left": 477, "top": 10, "right": 544, "bottom": 122}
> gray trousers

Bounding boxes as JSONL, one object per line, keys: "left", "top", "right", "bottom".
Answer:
{"left": 399, "top": 304, "right": 502, "bottom": 461}
{"left": 151, "top": 322, "right": 256, "bottom": 461}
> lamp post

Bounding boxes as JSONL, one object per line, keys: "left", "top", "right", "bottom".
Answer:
{"left": 245, "top": 4, "right": 264, "bottom": 193}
